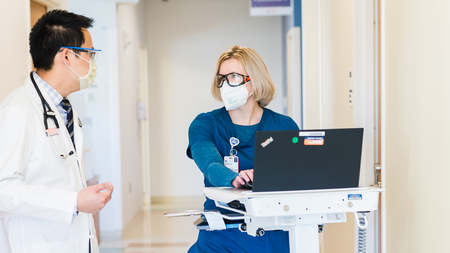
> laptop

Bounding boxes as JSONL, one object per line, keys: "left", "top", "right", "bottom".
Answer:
{"left": 252, "top": 128, "right": 363, "bottom": 192}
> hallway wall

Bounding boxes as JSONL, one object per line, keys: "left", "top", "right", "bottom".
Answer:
{"left": 318, "top": 0, "right": 356, "bottom": 252}
{"left": 69, "top": 0, "right": 149, "bottom": 238}
{"left": 385, "top": 0, "right": 450, "bottom": 252}
{"left": 68, "top": 0, "right": 124, "bottom": 239}
{"left": 0, "top": 0, "right": 30, "bottom": 102}
{"left": 117, "top": 1, "right": 147, "bottom": 232}
{"left": 0, "top": 0, "right": 67, "bottom": 102}
{"left": 321, "top": 0, "right": 354, "bottom": 129}
{"left": 145, "top": 0, "right": 284, "bottom": 199}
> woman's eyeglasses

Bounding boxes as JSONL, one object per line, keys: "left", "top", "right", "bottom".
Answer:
{"left": 216, "top": 73, "right": 250, "bottom": 88}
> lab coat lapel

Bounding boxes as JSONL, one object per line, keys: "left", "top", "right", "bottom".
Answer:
{"left": 72, "top": 109, "right": 85, "bottom": 180}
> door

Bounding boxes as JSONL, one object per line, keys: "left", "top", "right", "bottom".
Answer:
{"left": 30, "top": 1, "right": 46, "bottom": 71}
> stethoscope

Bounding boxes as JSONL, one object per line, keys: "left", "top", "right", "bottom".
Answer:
{"left": 31, "top": 73, "right": 90, "bottom": 236}
{"left": 30, "top": 72, "right": 74, "bottom": 159}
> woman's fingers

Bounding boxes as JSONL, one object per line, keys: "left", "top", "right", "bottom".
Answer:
{"left": 232, "top": 175, "right": 245, "bottom": 188}
{"left": 244, "top": 169, "right": 254, "bottom": 182}
{"left": 240, "top": 169, "right": 253, "bottom": 182}
{"left": 232, "top": 170, "right": 255, "bottom": 188}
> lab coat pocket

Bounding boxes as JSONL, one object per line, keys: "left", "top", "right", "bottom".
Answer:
{"left": 32, "top": 237, "right": 81, "bottom": 253}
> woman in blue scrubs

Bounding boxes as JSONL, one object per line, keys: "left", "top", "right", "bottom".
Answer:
{"left": 187, "top": 45, "right": 299, "bottom": 253}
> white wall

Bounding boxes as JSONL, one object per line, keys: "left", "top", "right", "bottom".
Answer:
{"left": 303, "top": 1, "right": 379, "bottom": 252}
{"left": 321, "top": 0, "right": 354, "bottom": 129}
{"left": 69, "top": 0, "right": 149, "bottom": 239}
{"left": 0, "top": 0, "right": 30, "bottom": 102}
{"left": 145, "top": 0, "right": 284, "bottom": 198}
{"left": 318, "top": 0, "right": 356, "bottom": 252}
{"left": 301, "top": 0, "right": 322, "bottom": 129}
{"left": 321, "top": 0, "right": 354, "bottom": 128}
{"left": 68, "top": 0, "right": 124, "bottom": 239}
{"left": 385, "top": 0, "right": 450, "bottom": 252}
{"left": 117, "top": 1, "right": 146, "bottom": 230}
{"left": 0, "top": 0, "right": 66, "bottom": 102}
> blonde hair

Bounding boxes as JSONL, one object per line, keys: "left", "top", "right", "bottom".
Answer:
{"left": 211, "top": 45, "right": 275, "bottom": 107}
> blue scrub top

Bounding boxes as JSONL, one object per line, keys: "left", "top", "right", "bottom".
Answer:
{"left": 187, "top": 107, "right": 299, "bottom": 211}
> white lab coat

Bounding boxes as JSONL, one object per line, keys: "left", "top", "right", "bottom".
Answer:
{"left": 0, "top": 76, "right": 100, "bottom": 253}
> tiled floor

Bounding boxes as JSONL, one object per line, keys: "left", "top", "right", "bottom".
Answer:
{"left": 99, "top": 202, "right": 203, "bottom": 253}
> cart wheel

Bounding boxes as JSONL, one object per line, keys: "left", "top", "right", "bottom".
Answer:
{"left": 239, "top": 223, "right": 247, "bottom": 232}
{"left": 318, "top": 225, "right": 324, "bottom": 233}
{"left": 256, "top": 228, "right": 265, "bottom": 237}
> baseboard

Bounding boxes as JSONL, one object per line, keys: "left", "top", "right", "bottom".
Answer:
{"left": 100, "top": 229, "right": 122, "bottom": 241}
{"left": 151, "top": 195, "right": 204, "bottom": 205}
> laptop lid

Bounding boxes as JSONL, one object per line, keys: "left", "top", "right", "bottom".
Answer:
{"left": 252, "top": 128, "right": 363, "bottom": 192}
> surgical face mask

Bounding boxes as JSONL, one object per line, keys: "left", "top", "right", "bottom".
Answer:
{"left": 220, "top": 81, "right": 253, "bottom": 111}
{"left": 63, "top": 50, "right": 97, "bottom": 90}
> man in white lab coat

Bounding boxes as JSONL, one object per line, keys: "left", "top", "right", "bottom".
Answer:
{"left": 0, "top": 10, "right": 113, "bottom": 253}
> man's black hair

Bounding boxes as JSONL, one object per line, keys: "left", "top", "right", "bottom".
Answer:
{"left": 29, "top": 9, "right": 94, "bottom": 71}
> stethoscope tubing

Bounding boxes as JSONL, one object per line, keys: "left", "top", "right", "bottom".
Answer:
{"left": 30, "top": 72, "right": 60, "bottom": 130}
{"left": 30, "top": 72, "right": 74, "bottom": 158}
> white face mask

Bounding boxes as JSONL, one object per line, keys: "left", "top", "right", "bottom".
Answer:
{"left": 220, "top": 81, "right": 253, "bottom": 111}
{"left": 63, "top": 50, "right": 97, "bottom": 90}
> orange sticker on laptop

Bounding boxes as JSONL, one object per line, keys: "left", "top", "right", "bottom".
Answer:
{"left": 304, "top": 137, "right": 324, "bottom": 145}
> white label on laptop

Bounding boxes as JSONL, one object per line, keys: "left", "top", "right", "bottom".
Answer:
{"left": 299, "top": 131, "right": 325, "bottom": 137}
{"left": 261, "top": 137, "right": 274, "bottom": 148}
{"left": 224, "top": 156, "right": 239, "bottom": 173}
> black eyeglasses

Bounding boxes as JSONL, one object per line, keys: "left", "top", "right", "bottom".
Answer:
{"left": 216, "top": 73, "right": 250, "bottom": 88}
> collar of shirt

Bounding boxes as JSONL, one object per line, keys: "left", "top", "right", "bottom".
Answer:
{"left": 32, "top": 72, "right": 69, "bottom": 124}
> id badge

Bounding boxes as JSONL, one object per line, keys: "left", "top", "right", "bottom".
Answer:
{"left": 224, "top": 156, "right": 239, "bottom": 173}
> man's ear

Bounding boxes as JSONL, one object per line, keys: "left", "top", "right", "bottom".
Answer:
{"left": 59, "top": 48, "right": 71, "bottom": 65}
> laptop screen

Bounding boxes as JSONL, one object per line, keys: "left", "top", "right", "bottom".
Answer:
{"left": 252, "top": 128, "right": 363, "bottom": 192}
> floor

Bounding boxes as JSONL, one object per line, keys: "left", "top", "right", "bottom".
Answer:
{"left": 99, "top": 201, "right": 203, "bottom": 253}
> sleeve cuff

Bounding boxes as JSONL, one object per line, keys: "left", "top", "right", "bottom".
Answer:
{"left": 72, "top": 196, "right": 78, "bottom": 223}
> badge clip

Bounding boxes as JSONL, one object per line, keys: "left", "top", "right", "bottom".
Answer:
{"left": 229, "top": 137, "right": 240, "bottom": 157}
{"left": 224, "top": 137, "right": 240, "bottom": 173}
